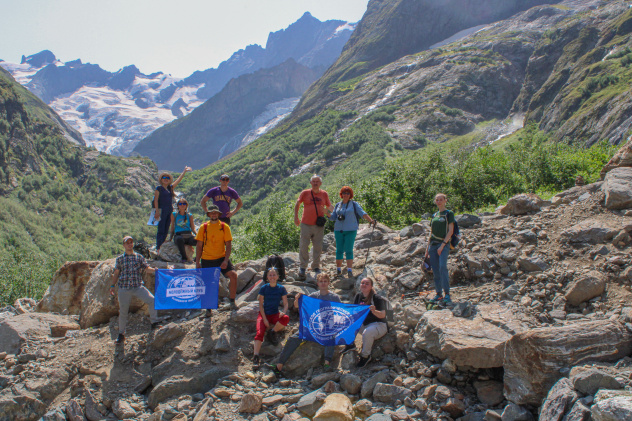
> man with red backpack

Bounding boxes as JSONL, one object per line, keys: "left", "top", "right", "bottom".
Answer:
{"left": 195, "top": 205, "right": 239, "bottom": 314}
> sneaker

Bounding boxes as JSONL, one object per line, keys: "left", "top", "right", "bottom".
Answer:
{"left": 347, "top": 270, "right": 354, "bottom": 278}
{"left": 151, "top": 321, "right": 161, "bottom": 330}
{"left": 266, "top": 363, "right": 284, "bottom": 378}
{"left": 298, "top": 270, "right": 307, "bottom": 281}
{"left": 266, "top": 330, "right": 280, "bottom": 346}
{"left": 341, "top": 343, "right": 356, "bottom": 354}
{"left": 229, "top": 301, "right": 238, "bottom": 311}
{"left": 323, "top": 362, "right": 333, "bottom": 372}
{"left": 199, "top": 309, "right": 212, "bottom": 319}
{"left": 335, "top": 270, "right": 343, "bottom": 278}
{"left": 442, "top": 295, "right": 452, "bottom": 304}
{"left": 429, "top": 294, "right": 443, "bottom": 303}
{"left": 115, "top": 334, "right": 125, "bottom": 344}
{"left": 313, "top": 268, "right": 322, "bottom": 275}
{"left": 357, "top": 355, "right": 372, "bottom": 368}
{"left": 253, "top": 355, "right": 261, "bottom": 369}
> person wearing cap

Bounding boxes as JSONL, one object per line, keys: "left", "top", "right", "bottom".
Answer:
{"left": 195, "top": 205, "right": 239, "bottom": 313}
{"left": 294, "top": 174, "right": 333, "bottom": 280}
{"left": 201, "top": 174, "right": 242, "bottom": 225}
{"left": 154, "top": 166, "right": 192, "bottom": 251}
{"left": 110, "top": 236, "right": 159, "bottom": 344}
{"left": 168, "top": 198, "right": 197, "bottom": 263}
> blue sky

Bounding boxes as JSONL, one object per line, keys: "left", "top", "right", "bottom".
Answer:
{"left": 0, "top": 0, "right": 369, "bottom": 78}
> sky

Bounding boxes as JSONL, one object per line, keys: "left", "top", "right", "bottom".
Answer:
{"left": 0, "top": 0, "right": 369, "bottom": 78}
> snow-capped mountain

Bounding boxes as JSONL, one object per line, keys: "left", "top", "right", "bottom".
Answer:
{"left": 0, "top": 13, "right": 355, "bottom": 160}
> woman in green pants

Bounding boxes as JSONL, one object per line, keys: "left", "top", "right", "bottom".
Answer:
{"left": 329, "top": 186, "right": 375, "bottom": 278}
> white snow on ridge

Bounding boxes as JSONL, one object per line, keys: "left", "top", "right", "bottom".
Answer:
{"left": 239, "top": 97, "right": 299, "bottom": 148}
{"left": 335, "top": 23, "right": 356, "bottom": 34}
{"left": 0, "top": 61, "right": 46, "bottom": 84}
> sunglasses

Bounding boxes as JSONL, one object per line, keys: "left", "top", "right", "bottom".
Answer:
{"left": 220, "top": 178, "right": 229, "bottom": 181}
{"left": 341, "top": 192, "right": 351, "bottom": 195}
{"left": 161, "top": 176, "right": 171, "bottom": 180}
{"left": 177, "top": 203, "right": 187, "bottom": 206}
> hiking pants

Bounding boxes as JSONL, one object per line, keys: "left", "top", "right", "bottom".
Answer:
{"left": 174, "top": 233, "right": 197, "bottom": 260}
{"left": 334, "top": 230, "right": 357, "bottom": 261}
{"left": 429, "top": 242, "right": 450, "bottom": 296}
{"left": 359, "top": 322, "right": 387, "bottom": 358}
{"left": 118, "top": 286, "right": 158, "bottom": 334}
{"left": 278, "top": 334, "right": 335, "bottom": 365}
{"left": 299, "top": 223, "right": 325, "bottom": 270}
{"left": 156, "top": 206, "right": 172, "bottom": 249}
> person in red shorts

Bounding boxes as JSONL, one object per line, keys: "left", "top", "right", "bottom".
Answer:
{"left": 253, "top": 267, "right": 289, "bottom": 368}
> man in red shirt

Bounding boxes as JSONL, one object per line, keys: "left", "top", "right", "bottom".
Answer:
{"left": 294, "top": 175, "right": 332, "bottom": 280}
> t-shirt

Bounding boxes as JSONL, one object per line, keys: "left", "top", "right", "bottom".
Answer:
{"left": 353, "top": 293, "right": 387, "bottom": 325}
{"left": 156, "top": 185, "right": 173, "bottom": 210}
{"left": 308, "top": 290, "right": 341, "bottom": 303}
{"left": 195, "top": 221, "right": 233, "bottom": 260}
{"left": 173, "top": 212, "right": 191, "bottom": 233}
{"left": 430, "top": 210, "right": 455, "bottom": 243}
{"left": 259, "top": 283, "right": 288, "bottom": 315}
{"left": 330, "top": 200, "right": 367, "bottom": 232}
{"left": 205, "top": 186, "right": 240, "bottom": 217}
{"left": 297, "top": 189, "right": 331, "bottom": 225}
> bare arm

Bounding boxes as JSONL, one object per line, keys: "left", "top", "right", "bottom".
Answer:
{"left": 294, "top": 292, "right": 302, "bottom": 310}
{"left": 171, "top": 166, "right": 191, "bottom": 189}
{"left": 153, "top": 191, "right": 160, "bottom": 215}
{"left": 281, "top": 295, "right": 289, "bottom": 315}
{"left": 111, "top": 268, "right": 120, "bottom": 286}
{"left": 258, "top": 295, "right": 269, "bottom": 327}
{"left": 294, "top": 199, "right": 302, "bottom": 226}
{"left": 189, "top": 215, "right": 196, "bottom": 235}
{"left": 224, "top": 240, "right": 232, "bottom": 261}
{"left": 201, "top": 195, "right": 210, "bottom": 214}
{"left": 195, "top": 240, "right": 203, "bottom": 268}
{"left": 169, "top": 213, "right": 175, "bottom": 240}
{"left": 227, "top": 198, "right": 243, "bottom": 218}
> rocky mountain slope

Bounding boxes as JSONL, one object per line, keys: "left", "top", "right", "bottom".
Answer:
{"left": 0, "top": 13, "right": 354, "bottom": 157}
{"left": 2, "top": 142, "right": 631, "bottom": 420}
{"left": 133, "top": 60, "right": 321, "bottom": 171}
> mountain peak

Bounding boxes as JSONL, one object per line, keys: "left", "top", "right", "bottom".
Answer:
{"left": 21, "top": 50, "right": 56, "bottom": 68}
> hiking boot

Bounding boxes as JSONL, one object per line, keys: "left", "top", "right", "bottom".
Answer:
{"left": 199, "top": 309, "right": 212, "bottom": 319}
{"left": 151, "top": 321, "right": 161, "bottom": 330}
{"left": 253, "top": 355, "right": 261, "bottom": 369}
{"left": 115, "top": 334, "right": 125, "bottom": 344}
{"left": 347, "top": 270, "right": 354, "bottom": 278}
{"left": 266, "top": 330, "right": 280, "bottom": 346}
{"left": 441, "top": 295, "right": 452, "bottom": 304}
{"left": 298, "top": 270, "right": 307, "bottom": 281}
{"left": 313, "top": 268, "right": 322, "bottom": 275}
{"left": 323, "top": 362, "right": 333, "bottom": 372}
{"left": 335, "top": 270, "right": 343, "bottom": 278}
{"left": 356, "top": 355, "right": 372, "bottom": 368}
{"left": 429, "top": 294, "right": 443, "bottom": 303}
{"left": 229, "top": 301, "right": 238, "bottom": 311}
{"left": 266, "top": 363, "right": 284, "bottom": 378}
{"left": 342, "top": 343, "right": 356, "bottom": 354}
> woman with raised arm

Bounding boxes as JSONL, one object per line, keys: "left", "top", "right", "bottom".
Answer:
{"left": 153, "top": 166, "right": 191, "bottom": 251}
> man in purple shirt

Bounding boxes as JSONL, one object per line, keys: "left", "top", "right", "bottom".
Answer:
{"left": 201, "top": 174, "right": 243, "bottom": 225}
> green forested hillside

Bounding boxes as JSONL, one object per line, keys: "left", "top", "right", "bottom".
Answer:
{"left": 0, "top": 68, "right": 158, "bottom": 304}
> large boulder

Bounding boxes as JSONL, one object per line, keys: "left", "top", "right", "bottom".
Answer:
{"left": 591, "top": 390, "right": 632, "bottom": 421}
{"left": 560, "top": 219, "right": 620, "bottom": 244}
{"left": 503, "top": 321, "right": 632, "bottom": 406}
{"left": 283, "top": 340, "right": 324, "bottom": 376}
{"left": 570, "top": 367, "right": 622, "bottom": 396}
{"left": 36, "top": 261, "right": 100, "bottom": 314}
{"left": 498, "top": 194, "right": 544, "bottom": 215}
{"left": 564, "top": 271, "right": 606, "bottom": 306}
{"left": 157, "top": 241, "right": 194, "bottom": 262}
{"left": 79, "top": 259, "right": 155, "bottom": 328}
{"left": 0, "top": 313, "right": 79, "bottom": 354}
{"left": 313, "top": 393, "right": 353, "bottom": 421}
{"left": 414, "top": 304, "right": 526, "bottom": 368}
{"left": 538, "top": 378, "right": 578, "bottom": 421}
{"left": 147, "top": 367, "right": 230, "bottom": 409}
{"left": 602, "top": 167, "right": 632, "bottom": 210}
{"left": 455, "top": 214, "right": 481, "bottom": 228}
{"left": 551, "top": 182, "right": 602, "bottom": 206}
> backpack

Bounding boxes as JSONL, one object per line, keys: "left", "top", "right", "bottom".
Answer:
{"left": 433, "top": 210, "right": 461, "bottom": 249}
{"left": 263, "top": 254, "right": 286, "bottom": 283}
{"left": 335, "top": 201, "right": 364, "bottom": 223}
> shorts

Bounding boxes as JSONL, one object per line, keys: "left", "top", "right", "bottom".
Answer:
{"left": 255, "top": 312, "right": 290, "bottom": 341}
{"left": 201, "top": 257, "right": 235, "bottom": 276}
{"left": 219, "top": 216, "right": 231, "bottom": 225}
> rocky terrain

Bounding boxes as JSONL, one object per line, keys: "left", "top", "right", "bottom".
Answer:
{"left": 1, "top": 141, "right": 632, "bottom": 421}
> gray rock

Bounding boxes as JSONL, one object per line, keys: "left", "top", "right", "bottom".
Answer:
{"left": 283, "top": 340, "right": 324, "bottom": 376}
{"left": 602, "top": 167, "right": 632, "bottom": 209}
{"left": 395, "top": 270, "right": 423, "bottom": 289}
{"left": 460, "top": 412, "right": 486, "bottom": 421}
{"left": 474, "top": 380, "right": 504, "bottom": 406}
{"left": 539, "top": 378, "right": 578, "bottom": 421}
{"left": 412, "top": 223, "right": 426, "bottom": 236}
{"left": 499, "top": 194, "right": 544, "bottom": 215}
{"left": 233, "top": 302, "right": 260, "bottom": 323}
{"left": 361, "top": 369, "right": 390, "bottom": 399}
{"left": 560, "top": 219, "right": 619, "bottom": 244}
{"left": 238, "top": 393, "right": 263, "bottom": 414}
{"left": 214, "top": 330, "right": 232, "bottom": 352}
{"left": 400, "top": 226, "right": 413, "bottom": 238}
{"left": 66, "top": 399, "right": 85, "bottom": 421}
{"left": 565, "top": 271, "right": 606, "bottom": 307}
{"left": 516, "top": 230, "right": 537, "bottom": 243}
{"left": 311, "top": 372, "right": 339, "bottom": 388}
{"left": 113, "top": 398, "right": 136, "bottom": 419}
{"left": 366, "top": 414, "right": 392, "bottom": 421}
{"left": 373, "top": 383, "right": 412, "bottom": 403}
{"left": 591, "top": 390, "right": 632, "bottom": 421}
{"left": 147, "top": 367, "right": 230, "bottom": 409}
{"left": 403, "top": 303, "right": 426, "bottom": 327}
{"left": 562, "top": 400, "right": 591, "bottom": 421}
{"left": 517, "top": 257, "right": 548, "bottom": 272}
{"left": 571, "top": 368, "right": 622, "bottom": 396}
{"left": 151, "top": 323, "right": 186, "bottom": 349}
{"left": 502, "top": 403, "right": 534, "bottom": 421}
{"left": 451, "top": 301, "right": 473, "bottom": 318}
{"left": 296, "top": 388, "right": 326, "bottom": 417}
{"left": 85, "top": 390, "right": 104, "bottom": 421}
{"left": 41, "top": 407, "right": 67, "bottom": 421}
{"left": 340, "top": 373, "right": 362, "bottom": 395}
{"left": 455, "top": 214, "right": 481, "bottom": 228}
{"left": 0, "top": 313, "right": 76, "bottom": 354}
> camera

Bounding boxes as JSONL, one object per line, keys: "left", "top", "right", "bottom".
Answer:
{"left": 337, "top": 214, "right": 346, "bottom": 221}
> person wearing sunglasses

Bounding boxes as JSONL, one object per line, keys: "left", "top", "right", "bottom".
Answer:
{"left": 201, "top": 174, "right": 243, "bottom": 225}
{"left": 168, "top": 198, "right": 197, "bottom": 263}
{"left": 153, "top": 167, "right": 192, "bottom": 251}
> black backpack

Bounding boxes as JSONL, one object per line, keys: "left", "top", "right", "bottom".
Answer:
{"left": 263, "top": 254, "right": 286, "bottom": 282}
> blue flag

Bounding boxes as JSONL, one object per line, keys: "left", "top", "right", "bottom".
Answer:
{"left": 298, "top": 295, "right": 370, "bottom": 346}
{"left": 154, "top": 268, "right": 220, "bottom": 310}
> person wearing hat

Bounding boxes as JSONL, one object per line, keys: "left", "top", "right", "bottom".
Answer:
{"left": 154, "top": 166, "right": 192, "bottom": 251}
{"left": 201, "top": 174, "right": 243, "bottom": 225}
{"left": 195, "top": 205, "right": 239, "bottom": 313}
{"left": 110, "top": 236, "right": 159, "bottom": 344}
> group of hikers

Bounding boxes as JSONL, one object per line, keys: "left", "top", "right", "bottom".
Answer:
{"left": 110, "top": 170, "right": 456, "bottom": 372}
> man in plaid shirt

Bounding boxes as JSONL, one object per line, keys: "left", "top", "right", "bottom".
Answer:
{"left": 110, "top": 235, "right": 158, "bottom": 344}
